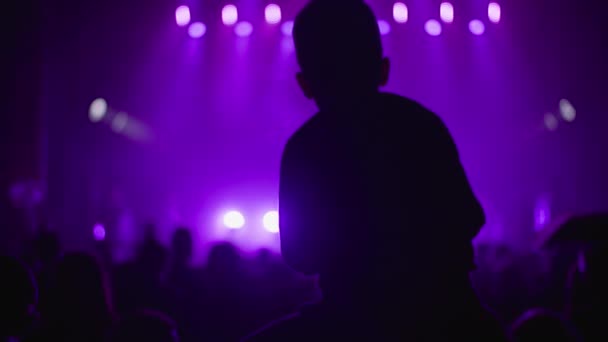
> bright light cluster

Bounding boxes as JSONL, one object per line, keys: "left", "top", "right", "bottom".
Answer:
{"left": 220, "top": 210, "right": 279, "bottom": 233}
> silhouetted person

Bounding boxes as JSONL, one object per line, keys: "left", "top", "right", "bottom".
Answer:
{"left": 167, "top": 227, "right": 194, "bottom": 283}
{"left": 511, "top": 309, "right": 579, "bottom": 342}
{"left": 37, "top": 252, "right": 113, "bottom": 342}
{"left": 250, "top": 0, "right": 503, "bottom": 340}
{"left": 110, "top": 310, "right": 179, "bottom": 342}
{"left": 0, "top": 256, "right": 38, "bottom": 342}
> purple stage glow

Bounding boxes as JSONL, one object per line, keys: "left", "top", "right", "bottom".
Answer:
{"left": 393, "top": 2, "right": 408, "bottom": 23}
{"left": 377, "top": 20, "right": 391, "bottom": 36}
{"left": 223, "top": 210, "right": 245, "bottom": 229}
{"left": 281, "top": 21, "right": 294, "bottom": 36}
{"left": 424, "top": 19, "right": 442, "bottom": 36}
{"left": 235, "top": 21, "right": 253, "bottom": 37}
{"left": 488, "top": 2, "right": 501, "bottom": 23}
{"left": 188, "top": 22, "right": 206, "bottom": 38}
{"left": 469, "top": 20, "right": 485, "bottom": 35}
{"left": 111, "top": 112, "right": 129, "bottom": 133}
{"left": 89, "top": 98, "right": 107, "bottom": 122}
{"left": 221, "top": 4, "right": 238, "bottom": 26}
{"left": 93, "top": 223, "right": 106, "bottom": 241}
{"left": 559, "top": 99, "right": 576, "bottom": 122}
{"left": 265, "top": 4, "right": 282, "bottom": 24}
{"left": 175, "top": 5, "right": 191, "bottom": 27}
{"left": 263, "top": 210, "right": 279, "bottom": 233}
{"left": 544, "top": 113, "right": 559, "bottom": 131}
{"left": 440, "top": 2, "right": 454, "bottom": 23}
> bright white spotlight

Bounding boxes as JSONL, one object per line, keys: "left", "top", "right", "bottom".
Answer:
{"left": 377, "top": 20, "right": 391, "bottom": 35}
{"left": 559, "top": 99, "right": 576, "bottom": 122}
{"left": 223, "top": 210, "right": 245, "bottom": 229}
{"left": 544, "top": 113, "right": 559, "bottom": 131}
{"left": 488, "top": 2, "right": 501, "bottom": 23}
{"left": 235, "top": 21, "right": 253, "bottom": 37}
{"left": 188, "top": 22, "right": 207, "bottom": 38}
{"left": 89, "top": 98, "right": 108, "bottom": 122}
{"left": 112, "top": 112, "right": 129, "bottom": 133}
{"left": 469, "top": 20, "right": 485, "bottom": 35}
{"left": 263, "top": 210, "right": 279, "bottom": 233}
{"left": 440, "top": 2, "right": 454, "bottom": 23}
{"left": 281, "top": 21, "right": 294, "bottom": 36}
{"left": 175, "top": 5, "right": 191, "bottom": 27}
{"left": 424, "top": 19, "right": 442, "bottom": 36}
{"left": 393, "top": 2, "right": 408, "bottom": 23}
{"left": 222, "top": 4, "right": 238, "bottom": 26}
{"left": 265, "top": 4, "right": 282, "bottom": 24}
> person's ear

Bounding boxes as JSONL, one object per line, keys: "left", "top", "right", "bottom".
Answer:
{"left": 379, "top": 57, "right": 390, "bottom": 86}
{"left": 296, "top": 72, "right": 314, "bottom": 99}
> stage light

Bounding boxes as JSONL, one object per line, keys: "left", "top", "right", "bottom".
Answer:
{"left": 544, "top": 113, "right": 558, "bottom": 131}
{"left": 93, "top": 223, "right": 106, "bottom": 241}
{"left": 188, "top": 22, "right": 206, "bottom": 38}
{"left": 175, "top": 5, "right": 191, "bottom": 27}
{"left": 440, "top": 2, "right": 454, "bottom": 23}
{"left": 265, "top": 4, "right": 282, "bottom": 24}
{"left": 488, "top": 2, "right": 501, "bottom": 23}
{"left": 469, "top": 20, "right": 485, "bottom": 35}
{"left": 223, "top": 211, "right": 245, "bottom": 229}
{"left": 424, "top": 19, "right": 442, "bottom": 36}
{"left": 393, "top": 2, "right": 408, "bottom": 23}
{"left": 263, "top": 210, "right": 279, "bottom": 233}
{"left": 559, "top": 99, "right": 576, "bottom": 122}
{"left": 281, "top": 21, "right": 294, "bottom": 36}
{"left": 89, "top": 98, "right": 107, "bottom": 122}
{"left": 112, "top": 112, "right": 128, "bottom": 133}
{"left": 235, "top": 21, "right": 253, "bottom": 37}
{"left": 377, "top": 20, "right": 391, "bottom": 35}
{"left": 222, "top": 4, "right": 238, "bottom": 26}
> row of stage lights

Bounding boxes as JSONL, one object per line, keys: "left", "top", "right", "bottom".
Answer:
{"left": 92, "top": 210, "right": 279, "bottom": 242}
{"left": 175, "top": 2, "right": 502, "bottom": 38}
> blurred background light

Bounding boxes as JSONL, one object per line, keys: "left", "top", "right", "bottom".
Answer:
{"left": 188, "top": 22, "right": 207, "bottom": 38}
{"left": 175, "top": 5, "right": 191, "bottom": 27}
{"left": 393, "top": 2, "right": 408, "bottom": 23}
{"left": 469, "top": 20, "right": 485, "bottom": 35}
{"left": 222, "top": 4, "right": 238, "bottom": 26}
{"left": 544, "top": 113, "right": 559, "bottom": 131}
{"left": 424, "top": 19, "right": 442, "bottom": 36}
{"left": 265, "top": 4, "right": 282, "bottom": 24}
{"left": 281, "top": 21, "right": 294, "bottom": 36}
{"left": 89, "top": 98, "right": 107, "bottom": 122}
{"left": 223, "top": 211, "right": 245, "bottom": 229}
{"left": 440, "top": 2, "right": 454, "bottom": 23}
{"left": 235, "top": 21, "right": 253, "bottom": 37}
{"left": 488, "top": 2, "right": 501, "bottom": 23}
{"left": 378, "top": 20, "right": 391, "bottom": 35}
{"left": 262, "top": 210, "right": 279, "bottom": 233}
{"left": 112, "top": 112, "right": 129, "bottom": 133}
{"left": 93, "top": 223, "right": 106, "bottom": 241}
{"left": 559, "top": 99, "right": 577, "bottom": 122}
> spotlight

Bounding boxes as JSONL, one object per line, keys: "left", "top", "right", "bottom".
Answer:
{"left": 544, "top": 113, "right": 559, "bottom": 131}
{"left": 377, "top": 20, "right": 391, "bottom": 35}
{"left": 281, "top": 21, "right": 294, "bottom": 36}
{"left": 559, "top": 99, "right": 576, "bottom": 122}
{"left": 93, "top": 223, "right": 106, "bottom": 241}
{"left": 265, "top": 4, "right": 282, "bottom": 24}
{"left": 112, "top": 112, "right": 129, "bottom": 133}
{"left": 393, "top": 2, "right": 408, "bottom": 23}
{"left": 488, "top": 3, "right": 501, "bottom": 23}
{"left": 440, "top": 2, "right": 454, "bottom": 23}
{"left": 263, "top": 210, "right": 279, "bottom": 233}
{"left": 223, "top": 211, "right": 245, "bottom": 229}
{"left": 89, "top": 98, "right": 107, "bottom": 122}
{"left": 235, "top": 21, "right": 253, "bottom": 37}
{"left": 188, "top": 22, "right": 207, "bottom": 38}
{"left": 424, "top": 19, "right": 442, "bottom": 36}
{"left": 222, "top": 4, "right": 238, "bottom": 26}
{"left": 175, "top": 5, "right": 191, "bottom": 27}
{"left": 469, "top": 20, "right": 485, "bottom": 35}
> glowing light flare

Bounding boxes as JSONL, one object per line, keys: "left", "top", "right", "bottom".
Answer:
{"left": 263, "top": 211, "right": 279, "bottom": 233}
{"left": 93, "top": 223, "right": 106, "bottom": 241}
{"left": 175, "top": 5, "right": 191, "bottom": 27}
{"left": 488, "top": 2, "right": 501, "bottom": 23}
{"left": 281, "top": 21, "right": 294, "bottom": 36}
{"left": 89, "top": 98, "right": 107, "bottom": 122}
{"left": 265, "top": 4, "right": 282, "bottom": 24}
{"left": 393, "top": 2, "right": 408, "bottom": 23}
{"left": 440, "top": 3, "right": 454, "bottom": 23}
{"left": 222, "top": 4, "right": 238, "bottom": 26}
{"left": 235, "top": 21, "right": 253, "bottom": 37}
{"left": 559, "top": 99, "right": 576, "bottom": 122}
{"left": 223, "top": 211, "right": 245, "bottom": 229}
{"left": 188, "top": 22, "right": 206, "bottom": 38}
{"left": 424, "top": 19, "right": 442, "bottom": 36}
{"left": 378, "top": 20, "right": 391, "bottom": 35}
{"left": 544, "top": 113, "right": 559, "bottom": 131}
{"left": 469, "top": 20, "right": 485, "bottom": 35}
{"left": 112, "top": 112, "right": 129, "bottom": 133}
